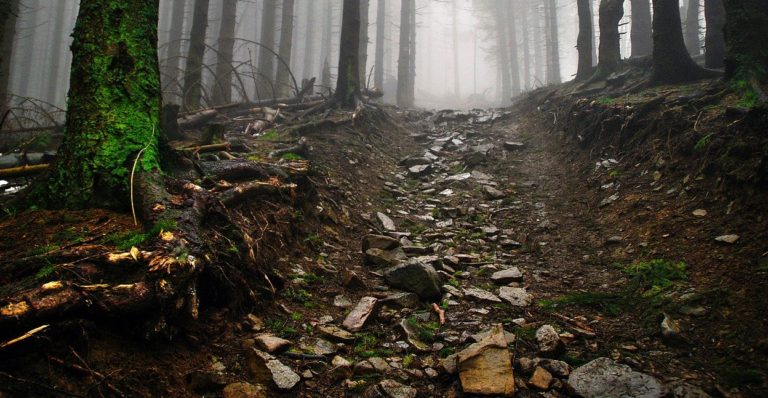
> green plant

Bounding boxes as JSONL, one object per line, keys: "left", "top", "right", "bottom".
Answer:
{"left": 406, "top": 316, "right": 440, "bottom": 343}
{"left": 35, "top": 262, "right": 56, "bottom": 280}
{"left": 282, "top": 287, "right": 312, "bottom": 304}
{"left": 304, "top": 233, "right": 322, "bottom": 246}
{"left": 438, "top": 347, "right": 455, "bottom": 358}
{"left": 281, "top": 152, "right": 304, "bottom": 161}
{"left": 538, "top": 292, "right": 625, "bottom": 316}
{"left": 266, "top": 318, "right": 297, "bottom": 338}
{"left": 609, "top": 169, "right": 621, "bottom": 178}
{"left": 597, "top": 96, "right": 616, "bottom": 106}
{"left": 354, "top": 333, "right": 394, "bottom": 358}
{"left": 694, "top": 133, "right": 713, "bottom": 150}
{"left": 623, "top": 259, "right": 687, "bottom": 295}
{"left": 106, "top": 219, "right": 177, "bottom": 250}
{"left": 291, "top": 312, "right": 302, "bottom": 321}
{"left": 403, "top": 354, "right": 415, "bottom": 368}
{"left": 258, "top": 129, "right": 280, "bottom": 141}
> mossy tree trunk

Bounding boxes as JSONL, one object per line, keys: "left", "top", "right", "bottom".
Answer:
{"left": 41, "top": 0, "right": 162, "bottom": 209}
{"left": 213, "top": 0, "right": 237, "bottom": 105}
{"left": 722, "top": 0, "right": 768, "bottom": 90}
{"left": 335, "top": 0, "right": 361, "bottom": 107}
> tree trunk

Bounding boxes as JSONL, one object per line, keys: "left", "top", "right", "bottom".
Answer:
{"left": 335, "top": 0, "right": 361, "bottom": 107}
{"left": 546, "top": 0, "right": 561, "bottom": 84}
{"left": 320, "top": 0, "right": 333, "bottom": 89}
{"left": 183, "top": 0, "right": 210, "bottom": 110}
{"left": 16, "top": 0, "right": 39, "bottom": 98}
{"left": 704, "top": 0, "right": 725, "bottom": 68}
{"left": 0, "top": 0, "right": 19, "bottom": 108}
{"left": 257, "top": 0, "right": 278, "bottom": 99}
{"left": 397, "top": 0, "right": 412, "bottom": 107}
{"left": 451, "top": 0, "right": 460, "bottom": 97}
{"left": 589, "top": 0, "right": 598, "bottom": 66}
{"left": 630, "top": 0, "right": 652, "bottom": 57}
{"left": 39, "top": 0, "right": 162, "bottom": 209}
{"left": 651, "top": 0, "right": 709, "bottom": 84}
{"left": 494, "top": 0, "right": 511, "bottom": 104}
{"left": 44, "top": 0, "right": 67, "bottom": 104}
{"left": 506, "top": 2, "right": 521, "bottom": 95}
{"left": 162, "top": 0, "right": 186, "bottom": 105}
{"left": 533, "top": 1, "right": 544, "bottom": 84}
{"left": 722, "top": 0, "right": 768, "bottom": 87}
{"left": 407, "top": 0, "right": 415, "bottom": 105}
{"left": 684, "top": 0, "right": 701, "bottom": 56}
{"left": 301, "top": 0, "right": 316, "bottom": 81}
{"left": 358, "top": 0, "right": 369, "bottom": 87}
{"left": 374, "top": 0, "right": 385, "bottom": 89}
{"left": 594, "top": 0, "right": 625, "bottom": 78}
{"left": 275, "top": 0, "right": 295, "bottom": 97}
{"left": 576, "top": 0, "right": 594, "bottom": 80}
{"left": 521, "top": 1, "right": 531, "bottom": 90}
{"left": 213, "top": 0, "right": 237, "bottom": 105}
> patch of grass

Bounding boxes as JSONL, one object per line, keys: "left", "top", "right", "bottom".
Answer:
{"left": 35, "top": 262, "right": 56, "bottom": 280}
{"left": 291, "top": 312, "right": 302, "bottom": 321}
{"left": 266, "top": 318, "right": 297, "bottom": 338}
{"left": 401, "top": 219, "right": 427, "bottom": 235}
{"left": 694, "top": 133, "right": 713, "bottom": 150}
{"left": 282, "top": 287, "right": 312, "bottom": 304}
{"left": 623, "top": 259, "right": 687, "bottom": 298}
{"left": 281, "top": 152, "right": 304, "bottom": 161}
{"left": 403, "top": 354, "right": 416, "bottom": 368}
{"left": 303, "top": 233, "right": 322, "bottom": 246}
{"left": 27, "top": 244, "right": 59, "bottom": 257}
{"left": 257, "top": 129, "right": 280, "bottom": 141}
{"left": 354, "top": 333, "right": 394, "bottom": 358}
{"left": 513, "top": 326, "right": 537, "bottom": 341}
{"left": 290, "top": 272, "right": 320, "bottom": 285}
{"left": 406, "top": 316, "right": 441, "bottom": 343}
{"left": 609, "top": 169, "right": 621, "bottom": 178}
{"left": 597, "top": 96, "right": 616, "bottom": 106}
{"left": 538, "top": 291, "right": 625, "bottom": 316}
{"left": 438, "top": 347, "right": 455, "bottom": 358}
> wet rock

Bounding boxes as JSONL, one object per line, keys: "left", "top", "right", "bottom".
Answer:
{"left": 377, "top": 212, "right": 397, "bottom": 231}
{"left": 247, "top": 349, "right": 301, "bottom": 391}
{"left": 457, "top": 324, "right": 516, "bottom": 396}
{"left": 222, "top": 382, "right": 267, "bottom": 398}
{"left": 254, "top": 334, "right": 291, "bottom": 353}
{"left": 318, "top": 324, "right": 356, "bottom": 343}
{"left": 567, "top": 357, "right": 666, "bottom": 398}
{"left": 491, "top": 267, "right": 523, "bottom": 284}
{"left": 503, "top": 141, "right": 525, "bottom": 151}
{"left": 483, "top": 185, "right": 506, "bottom": 200}
{"left": 363, "top": 234, "right": 400, "bottom": 251}
{"left": 463, "top": 286, "right": 502, "bottom": 303}
{"left": 343, "top": 297, "right": 378, "bottom": 332}
{"left": 714, "top": 234, "right": 739, "bottom": 244}
{"left": 529, "top": 367, "right": 553, "bottom": 390}
{"left": 365, "top": 247, "right": 407, "bottom": 267}
{"left": 383, "top": 259, "right": 442, "bottom": 301}
{"left": 536, "top": 325, "right": 565, "bottom": 357}
{"left": 298, "top": 337, "right": 336, "bottom": 356}
{"left": 498, "top": 286, "right": 533, "bottom": 307}
{"left": 381, "top": 292, "right": 421, "bottom": 309}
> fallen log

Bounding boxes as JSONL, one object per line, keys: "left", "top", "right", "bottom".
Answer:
{"left": 177, "top": 109, "right": 218, "bottom": 130}
{"left": 0, "top": 164, "right": 49, "bottom": 178}
{"left": 197, "top": 159, "right": 309, "bottom": 182}
{"left": 268, "top": 137, "right": 309, "bottom": 159}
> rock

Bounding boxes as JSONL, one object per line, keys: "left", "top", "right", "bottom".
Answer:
{"left": 498, "top": 286, "right": 533, "bottom": 307}
{"left": 222, "top": 382, "right": 267, "bottom": 398}
{"left": 600, "top": 193, "right": 620, "bottom": 207}
{"left": 463, "top": 286, "right": 502, "bottom": 303}
{"left": 606, "top": 236, "right": 623, "bottom": 245}
{"left": 399, "top": 318, "right": 431, "bottom": 352}
{"left": 536, "top": 325, "right": 565, "bottom": 357}
{"left": 463, "top": 151, "right": 487, "bottom": 167}
{"left": 457, "top": 324, "right": 516, "bottom": 396}
{"left": 246, "top": 313, "right": 264, "bottom": 331}
{"left": 377, "top": 212, "right": 397, "bottom": 231}
{"left": 661, "top": 313, "right": 684, "bottom": 344}
{"left": 383, "top": 259, "right": 442, "bottom": 301}
{"left": 667, "top": 380, "right": 712, "bottom": 398}
{"left": 503, "top": 141, "right": 525, "bottom": 151}
{"left": 483, "top": 185, "right": 506, "bottom": 200}
{"left": 471, "top": 327, "right": 516, "bottom": 345}
{"left": 516, "top": 357, "right": 537, "bottom": 374}
{"left": 365, "top": 247, "right": 407, "bottom": 267}
{"left": 341, "top": 269, "right": 367, "bottom": 290}
{"left": 247, "top": 349, "right": 301, "bottom": 391}
{"left": 379, "top": 379, "right": 418, "bottom": 398}
{"left": 298, "top": 337, "right": 336, "bottom": 356}
{"left": 330, "top": 356, "right": 353, "bottom": 381}
{"left": 188, "top": 370, "right": 227, "bottom": 391}
{"left": 567, "top": 357, "right": 666, "bottom": 398}
{"left": 333, "top": 295, "right": 353, "bottom": 308}
{"left": 362, "top": 234, "right": 400, "bottom": 251}
{"left": 539, "top": 359, "right": 572, "bottom": 378}
{"left": 399, "top": 156, "right": 431, "bottom": 168}
{"left": 500, "top": 239, "right": 522, "bottom": 249}
{"left": 529, "top": 367, "right": 553, "bottom": 390}
{"left": 342, "top": 297, "right": 379, "bottom": 332}
{"left": 440, "top": 354, "right": 459, "bottom": 375}
{"left": 714, "top": 234, "right": 739, "bottom": 244}
{"left": 491, "top": 267, "right": 524, "bottom": 284}
{"left": 254, "top": 334, "right": 291, "bottom": 353}
{"left": 318, "top": 324, "right": 355, "bottom": 343}
{"left": 402, "top": 245, "right": 434, "bottom": 256}
{"left": 381, "top": 292, "right": 421, "bottom": 309}
{"left": 408, "top": 164, "right": 432, "bottom": 177}
{"left": 368, "top": 357, "right": 392, "bottom": 373}
{"left": 692, "top": 209, "right": 707, "bottom": 217}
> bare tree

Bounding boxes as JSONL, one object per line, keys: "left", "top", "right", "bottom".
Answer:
{"left": 506, "top": 2, "right": 521, "bottom": 95}
{"left": 630, "top": 0, "right": 652, "bottom": 57}
{"left": 397, "top": 0, "right": 414, "bottom": 107}
{"left": 494, "top": 0, "right": 511, "bottom": 104}
{"left": 213, "top": 0, "right": 237, "bottom": 104}
{"left": 576, "top": 0, "right": 594, "bottom": 80}
{"left": 651, "top": 0, "right": 709, "bottom": 83}
{"left": 684, "top": 0, "right": 701, "bottom": 56}
{"left": 183, "top": 0, "right": 210, "bottom": 109}
{"left": 335, "top": 0, "right": 361, "bottom": 107}
{"left": 163, "top": 0, "right": 186, "bottom": 104}
{"left": 301, "top": 0, "right": 316, "bottom": 81}
{"left": 545, "top": 0, "right": 561, "bottom": 84}
{"left": 374, "top": 0, "right": 385, "bottom": 89}
{"left": 0, "top": 0, "right": 19, "bottom": 107}
{"left": 321, "top": 0, "right": 333, "bottom": 89}
{"left": 704, "top": 0, "right": 725, "bottom": 68}
{"left": 275, "top": 0, "right": 295, "bottom": 97}
{"left": 594, "top": 0, "right": 625, "bottom": 78}
{"left": 452, "top": 0, "right": 460, "bottom": 97}
{"left": 521, "top": 1, "right": 531, "bottom": 89}
{"left": 359, "top": 0, "right": 369, "bottom": 86}
{"left": 257, "top": 0, "right": 278, "bottom": 98}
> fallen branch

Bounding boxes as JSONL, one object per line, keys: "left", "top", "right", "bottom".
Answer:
{"left": 0, "top": 324, "right": 49, "bottom": 349}
{"left": 219, "top": 181, "right": 297, "bottom": 206}
{"left": 268, "top": 137, "right": 308, "bottom": 159}
{"left": 0, "top": 163, "right": 49, "bottom": 178}
{"left": 432, "top": 303, "right": 446, "bottom": 325}
{"left": 177, "top": 109, "right": 218, "bottom": 130}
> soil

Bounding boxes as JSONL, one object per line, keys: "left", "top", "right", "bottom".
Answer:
{"left": 0, "top": 74, "right": 767, "bottom": 397}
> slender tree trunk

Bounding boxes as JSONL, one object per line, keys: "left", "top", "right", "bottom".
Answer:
{"left": 651, "top": 0, "right": 709, "bottom": 84}
{"left": 335, "top": 0, "right": 361, "bottom": 107}
{"left": 630, "top": 0, "right": 652, "bottom": 57}
{"left": 397, "top": 0, "right": 413, "bottom": 107}
{"left": 0, "top": 0, "right": 19, "bottom": 107}
{"left": 506, "top": 2, "right": 521, "bottom": 95}
{"left": 16, "top": 0, "right": 39, "bottom": 97}
{"left": 256, "top": 0, "right": 277, "bottom": 99}
{"left": 494, "top": 0, "right": 511, "bottom": 104}
{"left": 374, "top": 0, "right": 385, "bottom": 89}
{"left": 704, "top": 0, "right": 725, "bottom": 68}
{"left": 684, "top": 0, "right": 701, "bottom": 56}
{"left": 589, "top": 0, "right": 598, "bottom": 66}
{"left": 42, "top": 0, "right": 162, "bottom": 209}
{"left": 594, "top": 0, "right": 624, "bottom": 78}
{"left": 407, "top": 0, "right": 415, "bottom": 104}
{"left": 183, "top": 0, "right": 210, "bottom": 109}
{"left": 358, "top": 0, "right": 369, "bottom": 87}
{"left": 301, "top": 0, "right": 315, "bottom": 80}
{"left": 576, "top": 0, "right": 594, "bottom": 80}
{"left": 521, "top": 1, "right": 531, "bottom": 90}
{"left": 213, "top": 0, "right": 237, "bottom": 104}
{"left": 321, "top": 0, "right": 332, "bottom": 89}
{"left": 43, "top": 0, "right": 67, "bottom": 104}
{"left": 722, "top": 0, "right": 768, "bottom": 87}
{"left": 275, "top": 0, "right": 294, "bottom": 97}
{"left": 533, "top": 1, "right": 544, "bottom": 85}
{"left": 547, "top": 0, "right": 561, "bottom": 84}
{"left": 451, "top": 0, "right": 460, "bottom": 97}
{"left": 163, "top": 0, "right": 186, "bottom": 105}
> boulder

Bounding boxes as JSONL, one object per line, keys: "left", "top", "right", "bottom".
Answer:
{"left": 498, "top": 287, "right": 533, "bottom": 307}
{"left": 247, "top": 349, "right": 301, "bottom": 391}
{"left": 536, "top": 325, "right": 565, "bottom": 357}
{"left": 457, "top": 324, "right": 515, "bottom": 396}
{"left": 362, "top": 234, "right": 400, "bottom": 251}
{"left": 365, "top": 247, "right": 407, "bottom": 267}
{"left": 567, "top": 357, "right": 666, "bottom": 398}
{"left": 383, "top": 259, "right": 442, "bottom": 301}
{"left": 483, "top": 185, "right": 506, "bottom": 199}
{"left": 491, "top": 267, "right": 523, "bottom": 284}
{"left": 381, "top": 292, "right": 421, "bottom": 309}
{"left": 342, "top": 296, "right": 378, "bottom": 332}
{"left": 377, "top": 212, "right": 397, "bottom": 231}
{"left": 254, "top": 334, "right": 291, "bottom": 353}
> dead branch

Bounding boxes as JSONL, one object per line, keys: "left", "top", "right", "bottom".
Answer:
{"left": 432, "top": 303, "right": 446, "bottom": 325}
{"left": 0, "top": 163, "right": 49, "bottom": 178}
{"left": 268, "top": 137, "right": 308, "bottom": 159}
{"left": 177, "top": 109, "right": 219, "bottom": 130}
{"left": 219, "top": 181, "right": 297, "bottom": 206}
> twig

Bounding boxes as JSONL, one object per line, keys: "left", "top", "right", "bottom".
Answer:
{"left": 432, "top": 303, "right": 446, "bottom": 325}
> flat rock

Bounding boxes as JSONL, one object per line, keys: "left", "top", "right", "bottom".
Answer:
{"left": 457, "top": 324, "right": 515, "bottom": 396}
{"left": 503, "top": 141, "right": 525, "bottom": 151}
{"left": 377, "top": 212, "right": 397, "bottom": 231}
{"left": 536, "top": 325, "right": 565, "bottom": 357}
{"left": 529, "top": 367, "right": 553, "bottom": 390}
{"left": 379, "top": 379, "right": 418, "bottom": 398}
{"left": 381, "top": 292, "right": 421, "bottom": 309}
{"left": 498, "top": 286, "right": 533, "bottom": 307}
{"left": 247, "top": 349, "right": 301, "bottom": 391}
{"left": 365, "top": 247, "right": 407, "bottom": 267}
{"left": 222, "top": 382, "right": 267, "bottom": 398}
{"left": 342, "top": 297, "right": 379, "bottom": 332}
{"left": 483, "top": 185, "right": 506, "bottom": 199}
{"left": 399, "top": 156, "right": 431, "bottom": 168}
{"left": 399, "top": 318, "right": 431, "bottom": 352}
{"left": 408, "top": 164, "right": 432, "bottom": 177}
{"left": 567, "top": 357, "right": 666, "bottom": 398}
{"left": 491, "top": 268, "right": 523, "bottom": 284}
{"left": 383, "top": 259, "right": 442, "bottom": 301}
{"left": 362, "top": 234, "right": 400, "bottom": 251}
{"left": 318, "top": 324, "right": 355, "bottom": 343}
{"left": 298, "top": 337, "right": 336, "bottom": 356}
{"left": 714, "top": 234, "right": 739, "bottom": 244}
{"left": 539, "top": 358, "right": 572, "bottom": 378}
{"left": 463, "top": 286, "right": 502, "bottom": 303}
{"left": 254, "top": 334, "right": 291, "bottom": 353}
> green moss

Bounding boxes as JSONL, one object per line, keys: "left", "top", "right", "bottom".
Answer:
{"left": 538, "top": 292, "right": 625, "bottom": 316}
{"left": 280, "top": 152, "right": 304, "bottom": 161}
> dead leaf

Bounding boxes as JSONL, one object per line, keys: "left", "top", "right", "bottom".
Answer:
{"left": 130, "top": 246, "right": 140, "bottom": 261}
{"left": 160, "top": 231, "right": 175, "bottom": 241}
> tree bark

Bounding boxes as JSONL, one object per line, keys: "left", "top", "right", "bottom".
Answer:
{"left": 44, "top": 0, "right": 67, "bottom": 104}
{"left": 320, "top": 0, "right": 333, "bottom": 89}
{"left": 397, "top": 0, "right": 413, "bottom": 107}
{"left": 703, "top": 0, "right": 725, "bottom": 68}
{"left": 39, "top": 0, "right": 162, "bottom": 209}
{"left": 722, "top": 0, "right": 768, "bottom": 87}
{"left": 684, "top": 0, "right": 701, "bottom": 56}
{"left": 533, "top": 1, "right": 545, "bottom": 84}
{"left": 16, "top": 0, "right": 39, "bottom": 98}
{"left": 594, "top": 0, "right": 625, "bottom": 78}
{"left": 257, "top": 0, "right": 278, "bottom": 99}
{"left": 302, "top": 0, "right": 315, "bottom": 80}
{"left": 213, "top": 0, "right": 237, "bottom": 105}
{"left": 162, "top": 0, "right": 186, "bottom": 105}
{"left": 494, "top": 0, "right": 511, "bottom": 104}
{"left": 0, "top": 0, "right": 19, "bottom": 108}
{"left": 358, "top": 0, "right": 369, "bottom": 87}
{"left": 546, "top": 0, "right": 561, "bottom": 84}
{"left": 452, "top": 0, "right": 460, "bottom": 97}
{"left": 650, "top": 0, "right": 709, "bottom": 84}
{"left": 521, "top": 1, "right": 531, "bottom": 90}
{"left": 630, "top": 0, "right": 652, "bottom": 57}
{"left": 275, "top": 0, "right": 295, "bottom": 97}
{"left": 407, "top": 0, "right": 416, "bottom": 105}
{"left": 183, "top": 0, "right": 210, "bottom": 110}
{"left": 374, "top": 0, "right": 385, "bottom": 90}
{"left": 335, "top": 0, "right": 361, "bottom": 107}
{"left": 576, "top": 0, "right": 594, "bottom": 80}
{"left": 506, "top": 1, "right": 521, "bottom": 95}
